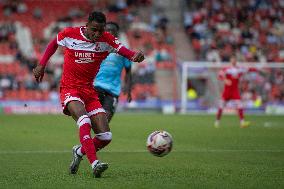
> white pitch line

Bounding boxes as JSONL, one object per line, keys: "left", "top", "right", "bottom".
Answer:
{"left": 0, "top": 149, "right": 283, "bottom": 154}
{"left": 263, "top": 121, "right": 283, "bottom": 127}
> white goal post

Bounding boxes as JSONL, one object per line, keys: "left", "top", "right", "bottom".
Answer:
{"left": 180, "top": 62, "right": 284, "bottom": 114}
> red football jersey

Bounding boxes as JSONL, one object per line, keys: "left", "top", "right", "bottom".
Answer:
{"left": 57, "top": 26, "right": 133, "bottom": 88}
{"left": 218, "top": 66, "right": 248, "bottom": 93}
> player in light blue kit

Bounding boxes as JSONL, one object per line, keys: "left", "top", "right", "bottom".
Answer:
{"left": 94, "top": 22, "right": 132, "bottom": 122}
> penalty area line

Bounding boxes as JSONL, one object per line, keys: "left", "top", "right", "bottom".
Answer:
{"left": 0, "top": 149, "right": 283, "bottom": 154}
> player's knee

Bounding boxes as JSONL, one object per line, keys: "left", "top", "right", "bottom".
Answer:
{"left": 77, "top": 115, "right": 91, "bottom": 128}
{"left": 96, "top": 132, "right": 112, "bottom": 147}
{"left": 106, "top": 112, "right": 113, "bottom": 122}
{"left": 96, "top": 131, "right": 112, "bottom": 141}
{"left": 77, "top": 115, "right": 92, "bottom": 143}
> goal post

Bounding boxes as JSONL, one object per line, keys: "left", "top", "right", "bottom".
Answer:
{"left": 180, "top": 62, "right": 284, "bottom": 114}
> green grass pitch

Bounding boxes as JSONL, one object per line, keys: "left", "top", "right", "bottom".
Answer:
{"left": 0, "top": 114, "right": 283, "bottom": 189}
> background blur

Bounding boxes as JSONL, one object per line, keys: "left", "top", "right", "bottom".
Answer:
{"left": 0, "top": 0, "right": 284, "bottom": 115}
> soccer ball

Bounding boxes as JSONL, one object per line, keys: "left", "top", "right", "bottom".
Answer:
{"left": 146, "top": 130, "right": 173, "bottom": 157}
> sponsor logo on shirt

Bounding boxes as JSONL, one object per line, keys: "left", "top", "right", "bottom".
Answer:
{"left": 74, "top": 52, "right": 95, "bottom": 63}
{"left": 94, "top": 43, "right": 101, "bottom": 51}
{"left": 75, "top": 58, "right": 94, "bottom": 63}
{"left": 114, "top": 39, "right": 120, "bottom": 45}
{"left": 71, "top": 42, "right": 78, "bottom": 47}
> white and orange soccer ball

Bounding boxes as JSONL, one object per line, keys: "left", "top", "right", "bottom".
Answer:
{"left": 146, "top": 130, "right": 173, "bottom": 157}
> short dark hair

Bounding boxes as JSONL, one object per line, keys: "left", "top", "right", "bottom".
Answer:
{"left": 88, "top": 11, "right": 106, "bottom": 23}
{"left": 106, "top": 21, "right": 120, "bottom": 31}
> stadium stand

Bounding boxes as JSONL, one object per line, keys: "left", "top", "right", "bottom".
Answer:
{"left": 183, "top": 0, "right": 284, "bottom": 62}
{"left": 182, "top": 0, "right": 284, "bottom": 104}
{"left": 0, "top": 0, "right": 177, "bottom": 103}
{"left": 4, "top": 0, "right": 282, "bottom": 109}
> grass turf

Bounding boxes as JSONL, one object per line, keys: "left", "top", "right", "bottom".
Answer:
{"left": 0, "top": 114, "right": 283, "bottom": 189}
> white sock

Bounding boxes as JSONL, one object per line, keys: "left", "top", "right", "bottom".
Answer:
{"left": 76, "top": 147, "right": 83, "bottom": 157}
{"left": 91, "top": 160, "right": 99, "bottom": 169}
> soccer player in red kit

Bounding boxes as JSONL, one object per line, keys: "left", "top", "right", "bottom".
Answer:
{"left": 33, "top": 11, "right": 144, "bottom": 177}
{"left": 214, "top": 56, "right": 254, "bottom": 128}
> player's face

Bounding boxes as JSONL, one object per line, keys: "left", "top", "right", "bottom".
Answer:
{"left": 105, "top": 24, "right": 118, "bottom": 37}
{"left": 230, "top": 57, "right": 237, "bottom": 66}
{"left": 86, "top": 21, "right": 105, "bottom": 41}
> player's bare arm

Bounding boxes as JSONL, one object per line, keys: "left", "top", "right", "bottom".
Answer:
{"left": 33, "top": 64, "right": 45, "bottom": 83}
{"left": 106, "top": 33, "right": 145, "bottom": 63}
{"left": 33, "top": 37, "right": 58, "bottom": 83}
{"left": 132, "top": 50, "right": 144, "bottom": 62}
{"left": 124, "top": 67, "right": 132, "bottom": 102}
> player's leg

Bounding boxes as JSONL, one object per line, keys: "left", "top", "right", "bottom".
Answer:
{"left": 72, "top": 88, "right": 113, "bottom": 177}
{"left": 69, "top": 113, "right": 109, "bottom": 176}
{"left": 67, "top": 101, "right": 99, "bottom": 173}
{"left": 95, "top": 88, "right": 117, "bottom": 123}
{"left": 87, "top": 93, "right": 117, "bottom": 154}
{"left": 88, "top": 112, "right": 111, "bottom": 177}
{"left": 75, "top": 111, "right": 110, "bottom": 177}
{"left": 77, "top": 113, "right": 112, "bottom": 152}
{"left": 89, "top": 89, "right": 105, "bottom": 133}
{"left": 215, "top": 99, "right": 226, "bottom": 128}
{"left": 234, "top": 99, "right": 250, "bottom": 128}
{"left": 73, "top": 93, "right": 115, "bottom": 176}
{"left": 102, "top": 93, "right": 118, "bottom": 123}
{"left": 90, "top": 91, "right": 117, "bottom": 135}
{"left": 60, "top": 89, "right": 95, "bottom": 174}
{"left": 84, "top": 89, "right": 111, "bottom": 177}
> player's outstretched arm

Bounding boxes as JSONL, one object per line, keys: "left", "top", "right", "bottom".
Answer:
{"left": 116, "top": 46, "right": 145, "bottom": 63}
{"left": 33, "top": 38, "right": 58, "bottom": 83}
{"left": 131, "top": 50, "right": 144, "bottom": 63}
{"left": 33, "top": 64, "right": 45, "bottom": 83}
{"left": 105, "top": 32, "right": 145, "bottom": 63}
{"left": 124, "top": 66, "right": 132, "bottom": 102}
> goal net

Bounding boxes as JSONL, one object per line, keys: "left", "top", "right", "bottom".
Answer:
{"left": 180, "top": 62, "right": 284, "bottom": 114}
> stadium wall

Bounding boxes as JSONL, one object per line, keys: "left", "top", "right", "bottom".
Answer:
{"left": 1, "top": 99, "right": 284, "bottom": 115}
